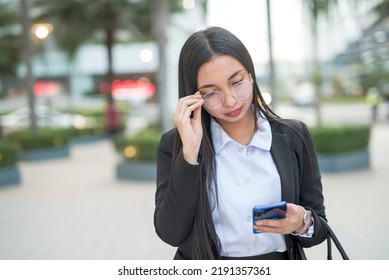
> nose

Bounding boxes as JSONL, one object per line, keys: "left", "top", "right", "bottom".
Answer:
{"left": 223, "top": 90, "right": 237, "bottom": 108}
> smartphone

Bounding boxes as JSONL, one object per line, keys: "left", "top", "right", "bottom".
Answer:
{"left": 252, "top": 201, "right": 287, "bottom": 234}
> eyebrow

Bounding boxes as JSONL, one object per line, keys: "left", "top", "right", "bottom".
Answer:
{"left": 198, "top": 69, "right": 245, "bottom": 90}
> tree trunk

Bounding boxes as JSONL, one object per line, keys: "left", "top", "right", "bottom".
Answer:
{"left": 311, "top": 22, "right": 322, "bottom": 126}
{"left": 266, "top": 0, "right": 277, "bottom": 108}
{"left": 20, "top": 0, "right": 37, "bottom": 133}
{"left": 105, "top": 28, "right": 115, "bottom": 98}
{"left": 152, "top": 0, "right": 170, "bottom": 133}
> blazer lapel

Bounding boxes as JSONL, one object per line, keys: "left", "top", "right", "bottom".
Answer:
{"left": 270, "top": 128, "right": 296, "bottom": 203}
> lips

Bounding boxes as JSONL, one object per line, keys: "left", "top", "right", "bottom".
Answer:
{"left": 226, "top": 107, "right": 243, "bottom": 118}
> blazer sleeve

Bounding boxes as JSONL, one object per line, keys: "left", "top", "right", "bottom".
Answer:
{"left": 294, "top": 121, "right": 327, "bottom": 247}
{"left": 154, "top": 130, "right": 201, "bottom": 247}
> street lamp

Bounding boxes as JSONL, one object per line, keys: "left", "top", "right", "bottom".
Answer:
{"left": 31, "top": 23, "right": 54, "bottom": 107}
{"left": 139, "top": 48, "right": 153, "bottom": 63}
{"left": 32, "top": 23, "right": 53, "bottom": 39}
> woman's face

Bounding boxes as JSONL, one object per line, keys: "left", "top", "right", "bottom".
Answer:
{"left": 197, "top": 55, "right": 253, "bottom": 125}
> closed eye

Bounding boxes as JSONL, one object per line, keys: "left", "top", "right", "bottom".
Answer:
{"left": 204, "top": 91, "right": 220, "bottom": 98}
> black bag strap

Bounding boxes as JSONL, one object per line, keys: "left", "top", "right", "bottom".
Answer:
{"left": 295, "top": 217, "right": 350, "bottom": 260}
{"left": 319, "top": 217, "right": 350, "bottom": 260}
{"left": 296, "top": 238, "right": 307, "bottom": 260}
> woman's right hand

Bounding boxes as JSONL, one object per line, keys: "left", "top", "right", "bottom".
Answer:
{"left": 174, "top": 91, "right": 204, "bottom": 165}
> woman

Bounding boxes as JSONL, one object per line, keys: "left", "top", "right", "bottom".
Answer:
{"left": 154, "top": 26, "right": 327, "bottom": 260}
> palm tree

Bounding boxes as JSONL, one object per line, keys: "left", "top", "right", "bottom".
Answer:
{"left": 20, "top": 0, "right": 37, "bottom": 132}
{"left": 302, "top": 0, "right": 339, "bottom": 126}
{"left": 0, "top": 1, "right": 21, "bottom": 78}
{"left": 0, "top": 0, "right": 23, "bottom": 134}
{"left": 33, "top": 0, "right": 185, "bottom": 132}
{"left": 33, "top": 0, "right": 147, "bottom": 96}
{"left": 152, "top": 0, "right": 169, "bottom": 132}
{"left": 266, "top": 0, "right": 276, "bottom": 108}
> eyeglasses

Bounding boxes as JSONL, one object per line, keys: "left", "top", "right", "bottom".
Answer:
{"left": 202, "top": 79, "right": 253, "bottom": 109}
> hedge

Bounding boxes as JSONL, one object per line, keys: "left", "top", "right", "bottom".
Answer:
{"left": 113, "top": 126, "right": 161, "bottom": 162}
{"left": 0, "top": 139, "right": 20, "bottom": 167}
{"left": 5, "top": 128, "right": 71, "bottom": 150}
{"left": 310, "top": 125, "right": 371, "bottom": 154}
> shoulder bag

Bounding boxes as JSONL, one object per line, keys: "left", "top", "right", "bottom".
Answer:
{"left": 297, "top": 217, "right": 350, "bottom": 260}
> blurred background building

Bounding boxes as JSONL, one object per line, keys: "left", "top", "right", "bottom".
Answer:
{"left": 1, "top": 0, "right": 388, "bottom": 132}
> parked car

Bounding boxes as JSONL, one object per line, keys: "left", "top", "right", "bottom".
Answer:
{"left": 0, "top": 106, "right": 90, "bottom": 134}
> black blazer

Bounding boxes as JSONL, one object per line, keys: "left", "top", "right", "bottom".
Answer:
{"left": 154, "top": 118, "right": 328, "bottom": 259}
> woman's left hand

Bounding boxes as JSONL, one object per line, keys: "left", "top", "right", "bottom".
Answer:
{"left": 252, "top": 203, "right": 308, "bottom": 234}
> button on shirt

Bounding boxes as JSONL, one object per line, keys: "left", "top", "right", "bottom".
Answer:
{"left": 208, "top": 115, "right": 286, "bottom": 257}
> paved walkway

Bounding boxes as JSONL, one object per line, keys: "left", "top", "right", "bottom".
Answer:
{"left": 0, "top": 139, "right": 175, "bottom": 260}
{"left": 0, "top": 120, "right": 388, "bottom": 260}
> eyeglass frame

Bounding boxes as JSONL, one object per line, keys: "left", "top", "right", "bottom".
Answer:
{"left": 201, "top": 74, "right": 254, "bottom": 109}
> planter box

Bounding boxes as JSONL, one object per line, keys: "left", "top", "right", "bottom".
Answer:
{"left": 317, "top": 148, "right": 370, "bottom": 173}
{"left": 0, "top": 166, "right": 21, "bottom": 186}
{"left": 22, "top": 145, "right": 70, "bottom": 161}
{"left": 116, "top": 160, "right": 156, "bottom": 181}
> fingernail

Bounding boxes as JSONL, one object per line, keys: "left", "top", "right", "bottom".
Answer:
{"left": 194, "top": 91, "right": 200, "bottom": 96}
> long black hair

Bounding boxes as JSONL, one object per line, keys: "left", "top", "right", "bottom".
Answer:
{"left": 173, "top": 26, "right": 278, "bottom": 259}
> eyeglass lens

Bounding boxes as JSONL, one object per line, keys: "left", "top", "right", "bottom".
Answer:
{"left": 203, "top": 80, "right": 253, "bottom": 109}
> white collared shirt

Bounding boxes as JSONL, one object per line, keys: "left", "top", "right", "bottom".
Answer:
{"left": 208, "top": 115, "right": 287, "bottom": 257}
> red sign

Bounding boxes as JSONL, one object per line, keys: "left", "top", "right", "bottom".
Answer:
{"left": 111, "top": 79, "right": 155, "bottom": 99}
{"left": 34, "top": 81, "right": 60, "bottom": 96}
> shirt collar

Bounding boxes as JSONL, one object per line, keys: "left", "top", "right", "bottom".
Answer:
{"left": 211, "top": 113, "right": 272, "bottom": 154}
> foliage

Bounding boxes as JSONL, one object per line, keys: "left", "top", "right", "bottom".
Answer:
{"left": 64, "top": 103, "right": 129, "bottom": 118}
{"left": 310, "top": 125, "right": 371, "bottom": 154}
{"left": 373, "top": 0, "right": 389, "bottom": 23}
{"left": 0, "top": 139, "right": 19, "bottom": 168}
{"left": 32, "top": 0, "right": 184, "bottom": 76}
{"left": 113, "top": 125, "right": 161, "bottom": 162}
{"left": 0, "top": 1, "right": 22, "bottom": 76}
{"left": 60, "top": 126, "right": 106, "bottom": 139}
{"left": 5, "top": 128, "right": 71, "bottom": 150}
{"left": 322, "top": 95, "right": 365, "bottom": 103}
{"left": 302, "top": 0, "right": 339, "bottom": 25}
{"left": 358, "top": 62, "right": 389, "bottom": 93}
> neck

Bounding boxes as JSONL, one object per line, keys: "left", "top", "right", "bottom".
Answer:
{"left": 220, "top": 109, "right": 256, "bottom": 146}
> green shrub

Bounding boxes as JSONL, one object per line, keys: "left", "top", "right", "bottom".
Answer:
{"left": 64, "top": 103, "right": 129, "bottom": 118}
{"left": 310, "top": 125, "right": 371, "bottom": 154}
{"left": 113, "top": 126, "right": 161, "bottom": 162}
{"left": 61, "top": 126, "right": 106, "bottom": 138}
{"left": 0, "top": 139, "right": 20, "bottom": 167}
{"left": 5, "top": 128, "right": 71, "bottom": 150}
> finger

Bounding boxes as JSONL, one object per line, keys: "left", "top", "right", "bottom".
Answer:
{"left": 191, "top": 100, "right": 203, "bottom": 120}
{"left": 175, "top": 101, "right": 191, "bottom": 120}
{"left": 253, "top": 224, "right": 280, "bottom": 233}
{"left": 175, "top": 100, "right": 203, "bottom": 125}
{"left": 176, "top": 96, "right": 202, "bottom": 116}
{"left": 178, "top": 97, "right": 203, "bottom": 112}
{"left": 179, "top": 92, "right": 202, "bottom": 103}
{"left": 255, "top": 219, "right": 286, "bottom": 229}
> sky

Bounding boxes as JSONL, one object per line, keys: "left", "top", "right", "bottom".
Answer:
{"left": 205, "top": 0, "right": 362, "bottom": 65}
{"left": 207, "top": 0, "right": 308, "bottom": 64}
